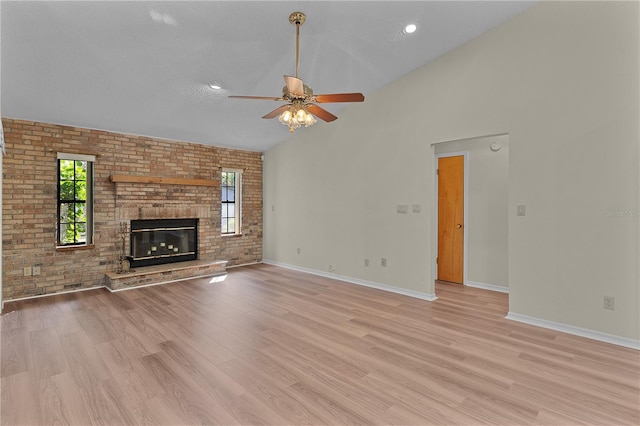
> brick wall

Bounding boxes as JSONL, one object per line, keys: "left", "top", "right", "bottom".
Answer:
{"left": 1, "top": 118, "right": 263, "bottom": 300}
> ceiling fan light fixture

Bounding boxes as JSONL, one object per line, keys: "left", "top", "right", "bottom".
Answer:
{"left": 229, "top": 11, "right": 363, "bottom": 131}
{"left": 278, "top": 103, "right": 316, "bottom": 133}
{"left": 304, "top": 111, "right": 316, "bottom": 126}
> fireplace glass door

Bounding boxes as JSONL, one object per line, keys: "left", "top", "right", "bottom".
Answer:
{"left": 129, "top": 218, "right": 198, "bottom": 268}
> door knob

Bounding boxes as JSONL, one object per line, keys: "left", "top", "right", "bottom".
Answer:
{"left": 456, "top": 224, "right": 462, "bottom": 229}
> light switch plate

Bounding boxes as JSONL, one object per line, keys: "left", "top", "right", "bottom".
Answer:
{"left": 397, "top": 204, "right": 408, "bottom": 214}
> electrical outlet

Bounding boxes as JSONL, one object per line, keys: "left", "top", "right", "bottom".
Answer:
{"left": 517, "top": 205, "right": 526, "bottom": 216}
{"left": 603, "top": 296, "right": 615, "bottom": 310}
{"left": 381, "top": 258, "right": 387, "bottom": 267}
{"left": 32, "top": 265, "right": 41, "bottom": 276}
{"left": 364, "top": 258, "right": 369, "bottom": 267}
{"left": 328, "top": 265, "right": 334, "bottom": 273}
{"left": 23, "top": 266, "right": 32, "bottom": 276}
{"left": 296, "top": 248, "right": 301, "bottom": 255}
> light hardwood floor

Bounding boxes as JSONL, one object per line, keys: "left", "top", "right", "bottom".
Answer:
{"left": 1, "top": 263, "right": 639, "bottom": 425}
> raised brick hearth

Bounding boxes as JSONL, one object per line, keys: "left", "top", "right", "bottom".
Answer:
{"left": 105, "top": 259, "right": 227, "bottom": 291}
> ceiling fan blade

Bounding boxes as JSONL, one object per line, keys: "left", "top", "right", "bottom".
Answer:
{"left": 315, "top": 93, "right": 365, "bottom": 103}
{"left": 308, "top": 104, "right": 338, "bottom": 122}
{"left": 284, "top": 75, "right": 304, "bottom": 96}
{"left": 262, "top": 104, "right": 290, "bottom": 119}
{"left": 229, "top": 95, "right": 284, "bottom": 101}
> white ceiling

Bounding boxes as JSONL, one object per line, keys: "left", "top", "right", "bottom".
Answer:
{"left": 1, "top": 1, "right": 536, "bottom": 152}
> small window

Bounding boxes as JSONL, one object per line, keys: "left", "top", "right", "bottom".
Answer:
{"left": 221, "top": 169, "right": 242, "bottom": 235}
{"left": 57, "top": 153, "right": 94, "bottom": 246}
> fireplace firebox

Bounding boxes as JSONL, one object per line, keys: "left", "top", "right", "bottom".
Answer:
{"left": 129, "top": 218, "right": 198, "bottom": 268}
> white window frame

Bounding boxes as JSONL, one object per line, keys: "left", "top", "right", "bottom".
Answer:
{"left": 221, "top": 168, "right": 242, "bottom": 235}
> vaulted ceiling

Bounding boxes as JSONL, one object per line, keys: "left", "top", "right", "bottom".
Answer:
{"left": 1, "top": 1, "right": 536, "bottom": 152}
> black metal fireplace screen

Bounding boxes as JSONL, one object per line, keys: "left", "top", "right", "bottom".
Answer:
{"left": 129, "top": 218, "right": 198, "bottom": 268}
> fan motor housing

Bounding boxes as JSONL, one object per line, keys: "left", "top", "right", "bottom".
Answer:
{"left": 282, "top": 84, "right": 314, "bottom": 100}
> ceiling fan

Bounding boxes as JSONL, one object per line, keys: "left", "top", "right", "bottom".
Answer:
{"left": 229, "top": 12, "right": 365, "bottom": 133}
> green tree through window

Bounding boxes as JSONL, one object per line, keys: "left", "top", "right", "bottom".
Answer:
{"left": 58, "top": 158, "right": 92, "bottom": 245}
{"left": 221, "top": 170, "right": 241, "bottom": 234}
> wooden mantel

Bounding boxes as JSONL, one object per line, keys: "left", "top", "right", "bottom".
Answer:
{"left": 109, "top": 174, "right": 216, "bottom": 187}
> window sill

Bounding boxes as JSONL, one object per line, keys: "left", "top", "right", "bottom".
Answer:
{"left": 56, "top": 244, "right": 95, "bottom": 252}
{"left": 221, "top": 233, "right": 243, "bottom": 238}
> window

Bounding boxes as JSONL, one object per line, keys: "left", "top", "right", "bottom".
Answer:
{"left": 57, "top": 153, "right": 94, "bottom": 246}
{"left": 221, "top": 169, "right": 242, "bottom": 235}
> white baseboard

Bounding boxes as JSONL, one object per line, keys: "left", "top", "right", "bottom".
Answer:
{"left": 466, "top": 280, "right": 509, "bottom": 293}
{"left": 506, "top": 312, "right": 640, "bottom": 350}
{"left": 262, "top": 260, "right": 437, "bottom": 301}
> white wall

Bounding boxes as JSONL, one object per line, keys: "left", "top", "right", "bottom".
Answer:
{"left": 435, "top": 135, "right": 509, "bottom": 290}
{"left": 264, "top": 1, "right": 639, "bottom": 342}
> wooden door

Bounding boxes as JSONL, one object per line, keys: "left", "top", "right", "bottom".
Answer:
{"left": 438, "top": 155, "right": 464, "bottom": 283}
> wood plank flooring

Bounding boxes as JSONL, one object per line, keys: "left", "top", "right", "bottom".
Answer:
{"left": 1, "top": 263, "right": 639, "bottom": 425}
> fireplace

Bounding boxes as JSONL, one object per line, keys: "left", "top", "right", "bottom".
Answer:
{"left": 129, "top": 218, "right": 198, "bottom": 268}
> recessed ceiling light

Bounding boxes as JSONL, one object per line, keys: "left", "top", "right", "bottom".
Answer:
{"left": 404, "top": 24, "right": 417, "bottom": 34}
{"left": 208, "top": 83, "right": 222, "bottom": 90}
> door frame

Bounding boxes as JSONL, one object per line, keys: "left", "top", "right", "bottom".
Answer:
{"left": 433, "top": 151, "right": 469, "bottom": 284}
